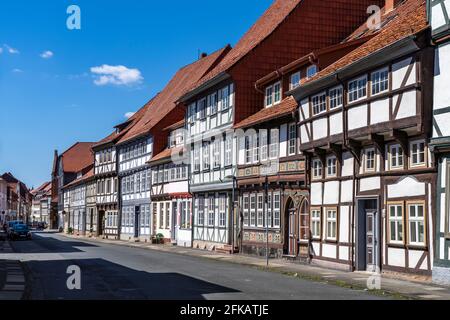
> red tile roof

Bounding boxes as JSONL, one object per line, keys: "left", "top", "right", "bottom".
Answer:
{"left": 31, "top": 181, "right": 51, "bottom": 195}
{"left": 61, "top": 142, "right": 94, "bottom": 173}
{"left": 188, "top": 0, "right": 302, "bottom": 92}
{"left": 163, "top": 119, "right": 185, "bottom": 132}
{"left": 234, "top": 96, "right": 297, "bottom": 129}
{"left": 63, "top": 168, "right": 94, "bottom": 189}
{"left": 303, "top": 0, "right": 428, "bottom": 86}
{"left": 148, "top": 146, "right": 185, "bottom": 164}
{"left": 117, "top": 46, "right": 230, "bottom": 145}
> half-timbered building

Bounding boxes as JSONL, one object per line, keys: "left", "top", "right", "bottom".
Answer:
{"left": 233, "top": 39, "right": 365, "bottom": 259}
{"left": 179, "top": 0, "right": 384, "bottom": 253}
{"left": 428, "top": 0, "right": 450, "bottom": 285}
{"left": 149, "top": 121, "right": 192, "bottom": 246}
{"left": 291, "top": 0, "right": 434, "bottom": 274}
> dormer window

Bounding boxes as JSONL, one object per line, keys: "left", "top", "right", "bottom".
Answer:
{"left": 307, "top": 65, "right": 317, "bottom": 79}
{"left": 265, "top": 81, "right": 281, "bottom": 107}
{"left": 290, "top": 72, "right": 301, "bottom": 90}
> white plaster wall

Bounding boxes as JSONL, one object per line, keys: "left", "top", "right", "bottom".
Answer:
{"left": 432, "top": 3, "right": 448, "bottom": 31}
{"left": 339, "top": 206, "right": 349, "bottom": 243}
{"left": 370, "top": 98, "right": 390, "bottom": 125}
{"left": 165, "top": 181, "right": 189, "bottom": 194}
{"left": 341, "top": 152, "right": 354, "bottom": 177}
{"left": 313, "top": 118, "right": 327, "bottom": 140}
{"left": 312, "top": 242, "right": 320, "bottom": 256}
{"left": 434, "top": 113, "right": 450, "bottom": 137}
{"left": 323, "top": 181, "right": 340, "bottom": 205}
{"left": 329, "top": 112, "right": 343, "bottom": 135}
{"left": 392, "top": 57, "right": 416, "bottom": 90}
{"left": 359, "top": 177, "right": 381, "bottom": 192}
{"left": 441, "top": 193, "right": 446, "bottom": 233}
{"left": 388, "top": 247, "right": 406, "bottom": 267}
{"left": 387, "top": 176, "right": 426, "bottom": 198}
{"left": 434, "top": 43, "right": 450, "bottom": 111}
{"left": 300, "top": 98, "right": 310, "bottom": 120}
{"left": 280, "top": 124, "right": 287, "bottom": 158}
{"left": 408, "top": 250, "right": 424, "bottom": 269}
{"left": 300, "top": 125, "right": 310, "bottom": 143}
{"left": 393, "top": 90, "right": 417, "bottom": 120}
{"left": 311, "top": 183, "right": 323, "bottom": 206}
{"left": 339, "top": 246, "right": 349, "bottom": 261}
{"left": 238, "top": 136, "right": 245, "bottom": 165}
{"left": 322, "top": 244, "right": 337, "bottom": 259}
{"left": 340, "top": 180, "right": 353, "bottom": 203}
{"left": 348, "top": 104, "right": 368, "bottom": 130}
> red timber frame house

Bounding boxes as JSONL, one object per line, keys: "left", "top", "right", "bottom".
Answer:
{"left": 179, "top": 0, "right": 385, "bottom": 254}
{"left": 291, "top": 0, "right": 435, "bottom": 275}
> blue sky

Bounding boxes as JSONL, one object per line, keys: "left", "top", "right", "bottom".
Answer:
{"left": 0, "top": 0, "right": 272, "bottom": 189}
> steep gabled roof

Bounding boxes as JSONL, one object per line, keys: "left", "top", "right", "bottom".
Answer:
{"left": 62, "top": 168, "right": 94, "bottom": 189}
{"left": 31, "top": 181, "right": 51, "bottom": 195}
{"left": 60, "top": 142, "right": 94, "bottom": 173}
{"left": 302, "top": 0, "right": 428, "bottom": 87}
{"left": 117, "top": 46, "right": 230, "bottom": 145}
{"left": 186, "top": 0, "right": 303, "bottom": 93}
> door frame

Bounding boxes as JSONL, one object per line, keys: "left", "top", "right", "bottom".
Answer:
{"left": 355, "top": 196, "right": 381, "bottom": 272}
{"left": 284, "top": 197, "right": 298, "bottom": 257}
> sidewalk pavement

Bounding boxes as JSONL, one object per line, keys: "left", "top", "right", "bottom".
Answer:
{"left": 0, "top": 231, "right": 26, "bottom": 300}
{"left": 59, "top": 232, "right": 450, "bottom": 300}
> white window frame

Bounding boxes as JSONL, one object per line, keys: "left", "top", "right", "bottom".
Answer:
{"left": 257, "top": 193, "right": 264, "bottom": 227}
{"left": 329, "top": 86, "right": 343, "bottom": 109}
{"left": 312, "top": 158, "right": 323, "bottom": 180}
{"left": 371, "top": 67, "right": 389, "bottom": 96}
{"left": 388, "top": 203, "right": 404, "bottom": 244}
{"left": 290, "top": 71, "right": 301, "bottom": 90}
{"left": 253, "top": 133, "right": 259, "bottom": 163}
{"left": 208, "top": 196, "right": 215, "bottom": 227}
{"left": 348, "top": 75, "right": 367, "bottom": 103}
{"left": 407, "top": 202, "right": 426, "bottom": 246}
{"left": 311, "top": 209, "right": 321, "bottom": 239}
{"left": 243, "top": 195, "right": 250, "bottom": 227}
{"left": 245, "top": 135, "right": 253, "bottom": 164}
{"left": 410, "top": 140, "right": 426, "bottom": 167}
{"left": 260, "top": 130, "right": 268, "bottom": 161}
{"left": 288, "top": 123, "right": 297, "bottom": 156}
{"left": 269, "top": 129, "right": 279, "bottom": 159}
{"left": 312, "top": 92, "right": 327, "bottom": 115}
{"left": 250, "top": 194, "right": 256, "bottom": 227}
{"left": 389, "top": 144, "right": 404, "bottom": 170}
{"left": 326, "top": 156, "right": 337, "bottom": 178}
{"left": 219, "top": 195, "right": 226, "bottom": 228}
{"left": 364, "top": 148, "right": 376, "bottom": 173}
{"left": 265, "top": 81, "right": 282, "bottom": 107}
{"left": 213, "top": 139, "right": 221, "bottom": 169}
{"left": 198, "top": 197, "right": 205, "bottom": 226}
{"left": 273, "top": 193, "right": 281, "bottom": 228}
{"left": 225, "top": 135, "right": 233, "bottom": 167}
{"left": 307, "top": 65, "right": 317, "bottom": 79}
{"left": 325, "top": 208, "right": 337, "bottom": 241}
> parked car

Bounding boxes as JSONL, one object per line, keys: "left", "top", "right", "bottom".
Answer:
{"left": 6, "top": 220, "right": 23, "bottom": 236}
{"left": 9, "top": 224, "right": 32, "bottom": 240}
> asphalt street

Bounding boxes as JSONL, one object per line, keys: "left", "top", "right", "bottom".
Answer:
{"left": 7, "top": 232, "right": 387, "bottom": 300}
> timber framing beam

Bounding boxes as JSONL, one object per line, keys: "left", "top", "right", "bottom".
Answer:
{"left": 327, "top": 143, "right": 343, "bottom": 163}
{"left": 346, "top": 139, "right": 362, "bottom": 164}
{"left": 368, "top": 133, "right": 385, "bottom": 154}
{"left": 314, "top": 147, "right": 327, "bottom": 165}
{"left": 389, "top": 129, "right": 409, "bottom": 153}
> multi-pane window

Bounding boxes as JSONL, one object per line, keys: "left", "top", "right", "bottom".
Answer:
{"left": 371, "top": 68, "right": 389, "bottom": 95}
{"left": 159, "top": 203, "right": 164, "bottom": 229}
{"left": 209, "top": 92, "right": 218, "bottom": 115}
{"left": 219, "top": 195, "right": 226, "bottom": 227}
{"left": 288, "top": 123, "right": 296, "bottom": 155}
{"left": 225, "top": 135, "right": 233, "bottom": 166}
{"left": 198, "top": 98, "right": 207, "bottom": 119}
{"left": 390, "top": 144, "right": 404, "bottom": 169}
{"left": 327, "top": 156, "right": 337, "bottom": 177}
{"left": 250, "top": 194, "right": 256, "bottom": 226}
{"left": 311, "top": 209, "right": 321, "bottom": 239}
{"left": 410, "top": 141, "right": 426, "bottom": 167}
{"left": 307, "top": 65, "right": 317, "bottom": 78}
{"left": 267, "top": 194, "right": 273, "bottom": 228}
{"left": 408, "top": 203, "right": 425, "bottom": 246}
{"left": 194, "top": 145, "right": 200, "bottom": 172}
{"left": 221, "top": 86, "right": 230, "bottom": 110}
{"left": 348, "top": 76, "right": 367, "bottom": 102}
{"left": 312, "top": 93, "right": 327, "bottom": 115}
{"left": 257, "top": 194, "right": 264, "bottom": 227}
{"left": 198, "top": 197, "right": 205, "bottom": 226}
{"left": 260, "top": 130, "right": 268, "bottom": 161}
{"left": 208, "top": 197, "right": 215, "bottom": 226}
{"left": 326, "top": 209, "right": 337, "bottom": 241}
{"left": 265, "top": 82, "right": 281, "bottom": 107}
{"left": 165, "top": 203, "right": 170, "bottom": 229}
{"left": 364, "top": 148, "right": 376, "bottom": 172}
{"left": 312, "top": 159, "right": 323, "bottom": 180}
{"left": 243, "top": 195, "right": 250, "bottom": 227}
{"left": 388, "top": 204, "right": 403, "bottom": 244}
{"left": 213, "top": 140, "right": 221, "bottom": 168}
{"left": 290, "top": 72, "right": 301, "bottom": 90}
{"left": 253, "top": 133, "right": 259, "bottom": 163}
{"left": 245, "top": 136, "right": 252, "bottom": 164}
{"left": 269, "top": 129, "right": 279, "bottom": 159}
{"left": 329, "top": 86, "right": 343, "bottom": 109}
{"left": 203, "top": 142, "right": 210, "bottom": 170}
{"left": 273, "top": 193, "right": 281, "bottom": 228}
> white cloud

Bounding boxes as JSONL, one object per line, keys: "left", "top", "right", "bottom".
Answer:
{"left": 40, "top": 50, "right": 54, "bottom": 59}
{"left": 12, "top": 68, "right": 23, "bottom": 73}
{"left": 124, "top": 112, "right": 135, "bottom": 119}
{"left": 4, "top": 44, "right": 19, "bottom": 54}
{"left": 90, "top": 64, "right": 143, "bottom": 86}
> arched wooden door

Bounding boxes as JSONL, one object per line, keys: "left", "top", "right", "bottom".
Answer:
{"left": 287, "top": 199, "right": 298, "bottom": 257}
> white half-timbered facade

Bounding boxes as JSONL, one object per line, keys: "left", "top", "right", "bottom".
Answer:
{"left": 86, "top": 179, "right": 96, "bottom": 237}
{"left": 428, "top": 0, "right": 450, "bottom": 285}
{"left": 118, "top": 136, "right": 153, "bottom": 242}
{"left": 149, "top": 125, "right": 192, "bottom": 246}
{"left": 292, "top": 1, "right": 434, "bottom": 274}
{"left": 93, "top": 145, "right": 120, "bottom": 239}
{"left": 185, "top": 82, "right": 237, "bottom": 252}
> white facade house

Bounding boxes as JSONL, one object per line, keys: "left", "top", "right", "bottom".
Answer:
{"left": 118, "top": 136, "right": 153, "bottom": 242}
{"left": 185, "top": 82, "right": 237, "bottom": 251}
{"left": 428, "top": 0, "right": 450, "bottom": 285}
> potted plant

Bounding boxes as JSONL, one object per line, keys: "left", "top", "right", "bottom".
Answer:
{"left": 67, "top": 227, "right": 73, "bottom": 235}
{"left": 155, "top": 233, "right": 164, "bottom": 244}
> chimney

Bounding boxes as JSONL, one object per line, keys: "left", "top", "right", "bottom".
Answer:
{"left": 200, "top": 52, "right": 208, "bottom": 59}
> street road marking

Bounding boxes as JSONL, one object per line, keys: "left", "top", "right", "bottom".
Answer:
{"left": 418, "top": 294, "right": 443, "bottom": 299}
